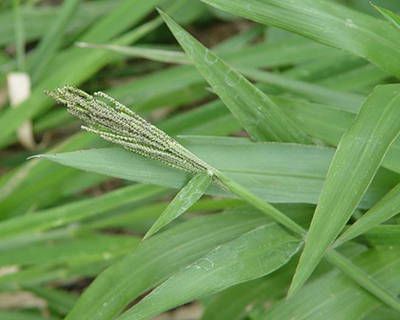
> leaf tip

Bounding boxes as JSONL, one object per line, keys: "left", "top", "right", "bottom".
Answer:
{"left": 286, "top": 279, "right": 301, "bottom": 298}
{"left": 157, "top": 8, "right": 177, "bottom": 29}
{"left": 156, "top": 7, "right": 166, "bottom": 17}
{"left": 143, "top": 226, "right": 158, "bottom": 241}
{"left": 287, "top": 256, "right": 316, "bottom": 298}
{"left": 142, "top": 233, "right": 151, "bottom": 241}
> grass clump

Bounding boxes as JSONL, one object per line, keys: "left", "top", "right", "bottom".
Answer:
{"left": 1, "top": 1, "right": 400, "bottom": 320}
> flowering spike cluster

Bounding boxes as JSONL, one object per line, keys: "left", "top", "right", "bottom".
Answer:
{"left": 47, "top": 86, "right": 213, "bottom": 175}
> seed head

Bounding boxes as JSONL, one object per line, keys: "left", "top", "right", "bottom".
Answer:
{"left": 46, "top": 86, "right": 213, "bottom": 175}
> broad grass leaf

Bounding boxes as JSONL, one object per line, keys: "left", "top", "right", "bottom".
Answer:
{"left": 200, "top": 0, "right": 400, "bottom": 78}
{"left": 118, "top": 223, "right": 301, "bottom": 320}
{"left": 159, "top": 10, "right": 311, "bottom": 143}
{"left": 64, "top": 212, "right": 270, "bottom": 320}
{"left": 36, "top": 137, "right": 400, "bottom": 208}
{"left": 265, "top": 248, "right": 400, "bottom": 319}
{"left": 290, "top": 84, "right": 400, "bottom": 295}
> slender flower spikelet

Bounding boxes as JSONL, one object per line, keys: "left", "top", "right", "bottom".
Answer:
{"left": 46, "top": 86, "right": 214, "bottom": 175}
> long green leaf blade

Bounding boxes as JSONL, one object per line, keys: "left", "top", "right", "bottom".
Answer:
{"left": 118, "top": 223, "right": 301, "bottom": 320}
{"left": 265, "top": 247, "right": 400, "bottom": 319}
{"left": 159, "top": 10, "right": 311, "bottom": 144}
{"left": 36, "top": 137, "right": 398, "bottom": 208}
{"left": 200, "top": 0, "right": 400, "bottom": 78}
{"left": 289, "top": 84, "right": 400, "bottom": 295}
{"left": 325, "top": 250, "right": 400, "bottom": 313}
{"left": 144, "top": 173, "right": 212, "bottom": 239}
{"left": 65, "top": 212, "right": 269, "bottom": 320}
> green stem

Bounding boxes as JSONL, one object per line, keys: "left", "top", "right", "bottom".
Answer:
{"left": 326, "top": 250, "right": 400, "bottom": 312}
{"left": 214, "top": 171, "right": 306, "bottom": 236}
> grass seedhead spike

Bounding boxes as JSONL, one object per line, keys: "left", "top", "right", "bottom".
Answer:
{"left": 47, "top": 86, "right": 214, "bottom": 176}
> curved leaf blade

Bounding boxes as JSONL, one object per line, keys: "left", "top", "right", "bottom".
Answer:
{"left": 200, "top": 0, "right": 400, "bottom": 78}
{"left": 158, "top": 10, "right": 311, "bottom": 144}
{"left": 336, "top": 182, "right": 400, "bottom": 246}
{"left": 118, "top": 223, "right": 301, "bottom": 320}
{"left": 290, "top": 84, "right": 400, "bottom": 295}
{"left": 65, "top": 212, "right": 269, "bottom": 320}
{"left": 266, "top": 248, "right": 400, "bottom": 319}
{"left": 36, "top": 136, "right": 399, "bottom": 208}
{"left": 144, "top": 173, "right": 212, "bottom": 239}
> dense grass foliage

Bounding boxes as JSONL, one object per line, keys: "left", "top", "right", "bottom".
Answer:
{"left": 1, "top": 0, "right": 400, "bottom": 319}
